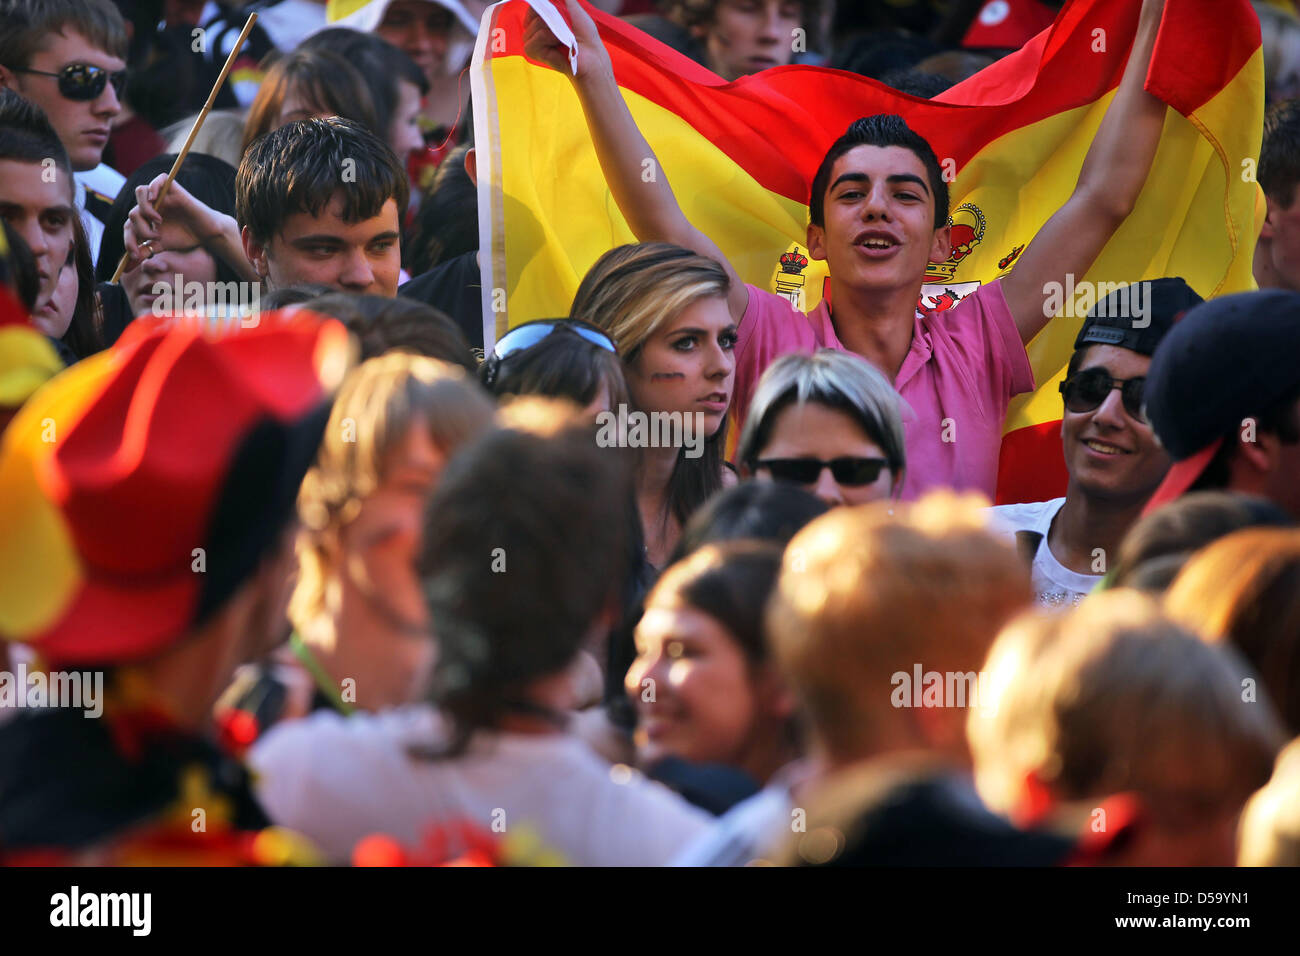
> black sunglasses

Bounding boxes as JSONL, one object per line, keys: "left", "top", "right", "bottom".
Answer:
{"left": 756, "top": 457, "right": 890, "bottom": 487}
{"left": 1059, "top": 367, "right": 1147, "bottom": 422}
{"left": 15, "top": 63, "right": 126, "bottom": 102}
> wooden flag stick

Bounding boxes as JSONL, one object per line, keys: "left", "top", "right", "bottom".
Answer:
{"left": 109, "top": 12, "right": 258, "bottom": 284}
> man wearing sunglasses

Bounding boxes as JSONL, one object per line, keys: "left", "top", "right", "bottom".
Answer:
{"left": 990, "top": 278, "right": 1202, "bottom": 608}
{"left": 0, "top": 0, "right": 129, "bottom": 263}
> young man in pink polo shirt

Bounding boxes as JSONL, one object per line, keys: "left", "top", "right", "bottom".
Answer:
{"left": 526, "top": 0, "right": 1169, "bottom": 497}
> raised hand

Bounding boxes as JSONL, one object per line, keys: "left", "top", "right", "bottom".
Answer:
{"left": 522, "top": 0, "right": 611, "bottom": 82}
{"left": 121, "top": 174, "right": 219, "bottom": 275}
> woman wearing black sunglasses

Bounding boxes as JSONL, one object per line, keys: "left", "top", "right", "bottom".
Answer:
{"left": 736, "top": 349, "right": 907, "bottom": 507}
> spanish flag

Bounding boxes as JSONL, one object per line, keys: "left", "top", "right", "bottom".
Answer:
{"left": 473, "top": 0, "right": 1264, "bottom": 503}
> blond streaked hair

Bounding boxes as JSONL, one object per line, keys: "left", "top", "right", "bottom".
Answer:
{"left": 766, "top": 492, "right": 1030, "bottom": 763}
{"left": 1239, "top": 736, "right": 1300, "bottom": 866}
{"left": 568, "top": 242, "right": 729, "bottom": 360}
{"left": 568, "top": 242, "right": 731, "bottom": 525}
{"left": 1165, "top": 527, "right": 1300, "bottom": 734}
{"left": 291, "top": 354, "right": 497, "bottom": 633}
{"left": 995, "top": 590, "right": 1283, "bottom": 821}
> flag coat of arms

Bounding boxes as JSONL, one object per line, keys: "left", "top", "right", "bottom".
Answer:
{"left": 471, "top": 0, "right": 1264, "bottom": 502}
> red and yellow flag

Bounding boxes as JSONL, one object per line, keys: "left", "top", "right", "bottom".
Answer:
{"left": 472, "top": 0, "right": 1264, "bottom": 503}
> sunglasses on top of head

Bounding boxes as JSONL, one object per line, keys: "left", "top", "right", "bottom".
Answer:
{"left": 14, "top": 63, "right": 127, "bottom": 102}
{"left": 480, "top": 319, "right": 618, "bottom": 388}
{"left": 1059, "top": 367, "right": 1148, "bottom": 423}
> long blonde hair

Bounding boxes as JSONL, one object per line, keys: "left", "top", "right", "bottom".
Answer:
{"left": 291, "top": 354, "right": 496, "bottom": 632}
{"left": 569, "top": 242, "right": 731, "bottom": 525}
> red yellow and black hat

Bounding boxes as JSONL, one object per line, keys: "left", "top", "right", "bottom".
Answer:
{"left": 0, "top": 311, "right": 351, "bottom": 667}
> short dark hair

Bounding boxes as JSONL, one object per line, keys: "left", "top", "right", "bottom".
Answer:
{"left": 809, "top": 114, "right": 949, "bottom": 230}
{"left": 236, "top": 117, "right": 409, "bottom": 246}
{"left": 670, "top": 480, "right": 829, "bottom": 564}
{"left": 97, "top": 152, "right": 241, "bottom": 284}
{"left": 0, "top": 0, "right": 128, "bottom": 72}
{"left": 1260, "top": 97, "right": 1300, "bottom": 208}
{"left": 0, "top": 88, "right": 73, "bottom": 188}
{"left": 650, "top": 540, "right": 784, "bottom": 666}
{"left": 304, "top": 292, "right": 477, "bottom": 372}
{"left": 417, "top": 422, "right": 632, "bottom": 752}
{"left": 407, "top": 145, "right": 477, "bottom": 275}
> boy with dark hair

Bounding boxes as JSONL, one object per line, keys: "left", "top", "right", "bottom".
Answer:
{"left": 0, "top": 0, "right": 128, "bottom": 261}
{"left": 0, "top": 88, "right": 76, "bottom": 324}
{"left": 989, "top": 278, "right": 1202, "bottom": 607}
{"left": 1254, "top": 97, "right": 1300, "bottom": 292}
{"left": 123, "top": 117, "right": 410, "bottom": 297}
{"left": 526, "top": 0, "right": 1170, "bottom": 498}
{"left": 250, "top": 410, "right": 712, "bottom": 865}
{"left": 238, "top": 117, "right": 409, "bottom": 295}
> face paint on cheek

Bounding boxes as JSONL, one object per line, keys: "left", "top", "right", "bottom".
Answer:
{"left": 651, "top": 372, "right": 686, "bottom": 382}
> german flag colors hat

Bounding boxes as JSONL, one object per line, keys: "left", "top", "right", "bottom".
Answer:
{"left": 0, "top": 312, "right": 351, "bottom": 667}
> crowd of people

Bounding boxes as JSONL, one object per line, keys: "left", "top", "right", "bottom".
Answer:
{"left": 0, "top": 0, "right": 1299, "bottom": 868}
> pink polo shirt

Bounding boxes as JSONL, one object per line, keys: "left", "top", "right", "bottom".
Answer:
{"left": 734, "top": 282, "right": 1035, "bottom": 500}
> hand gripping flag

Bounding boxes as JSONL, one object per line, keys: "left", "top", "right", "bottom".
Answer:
{"left": 472, "top": 0, "right": 1264, "bottom": 503}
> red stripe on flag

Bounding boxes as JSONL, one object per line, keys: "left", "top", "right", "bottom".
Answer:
{"left": 995, "top": 420, "right": 1069, "bottom": 505}
{"left": 489, "top": 0, "right": 1257, "bottom": 207}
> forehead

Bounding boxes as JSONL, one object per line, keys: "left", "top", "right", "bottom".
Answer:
{"left": 0, "top": 159, "right": 74, "bottom": 206}
{"left": 659, "top": 295, "right": 733, "bottom": 333}
{"left": 828, "top": 144, "right": 930, "bottom": 186}
{"left": 382, "top": 1, "right": 452, "bottom": 26}
{"left": 637, "top": 602, "right": 729, "bottom": 643}
{"left": 1077, "top": 343, "right": 1151, "bottom": 376}
{"left": 30, "top": 28, "right": 125, "bottom": 70}
{"left": 764, "top": 401, "right": 883, "bottom": 452}
{"left": 277, "top": 196, "right": 400, "bottom": 242}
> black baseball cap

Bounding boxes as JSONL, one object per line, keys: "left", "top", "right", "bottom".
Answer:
{"left": 1142, "top": 289, "right": 1300, "bottom": 513}
{"left": 1073, "top": 277, "right": 1203, "bottom": 357}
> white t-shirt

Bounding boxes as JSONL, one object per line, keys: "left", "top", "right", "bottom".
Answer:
{"left": 988, "top": 497, "right": 1100, "bottom": 609}
{"left": 249, "top": 704, "right": 712, "bottom": 866}
{"left": 672, "top": 762, "right": 808, "bottom": 866}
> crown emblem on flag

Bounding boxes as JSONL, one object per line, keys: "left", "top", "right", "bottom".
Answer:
{"left": 774, "top": 246, "right": 810, "bottom": 308}
{"left": 924, "top": 202, "right": 987, "bottom": 282}
{"left": 779, "top": 250, "right": 809, "bottom": 273}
